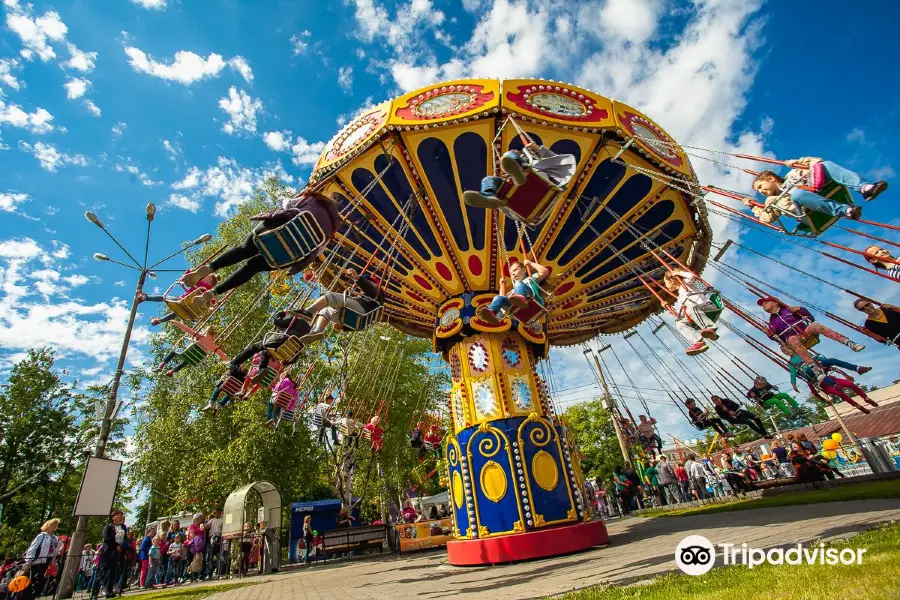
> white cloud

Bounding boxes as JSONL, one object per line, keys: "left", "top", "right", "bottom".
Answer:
{"left": 167, "top": 193, "right": 200, "bottom": 213}
{"left": 218, "top": 86, "right": 262, "bottom": 135}
{"left": 262, "top": 130, "right": 324, "bottom": 166}
{"left": 338, "top": 66, "right": 353, "bottom": 92}
{"left": 112, "top": 121, "right": 127, "bottom": 137}
{"left": 64, "top": 43, "right": 97, "bottom": 72}
{"left": 84, "top": 99, "right": 101, "bottom": 116}
{"left": 291, "top": 31, "right": 311, "bottom": 55}
{"left": 347, "top": 0, "right": 447, "bottom": 63}
{"left": 0, "top": 97, "right": 55, "bottom": 133}
{"left": 162, "top": 138, "right": 181, "bottom": 160}
{"left": 0, "top": 58, "right": 22, "bottom": 90}
{"left": 0, "top": 237, "right": 152, "bottom": 365}
{"left": 229, "top": 56, "right": 253, "bottom": 83}
{"left": 5, "top": 8, "right": 67, "bottom": 62}
{"left": 170, "top": 157, "right": 295, "bottom": 216}
{"left": 64, "top": 77, "right": 89, "bottom": 99}
{"left": 19, "top": 141, "right": 88, "bottom": 171}
{"left": 263, "top": 130, "right": 291, "bottom": 152}
{"left": 130, "top": 0, "right": 167, "bottom": 10}
{"left": 123, "top": 45, "right": 254, "bottom": 86}
{"left": 0, "top": 191, "right": 29, "bottom": 214}
{"left": 869, "top": 165, "right": 895, "bottom": 181}
{"left": 113, "top": 160, "right": 161, "bottom": 186}
{"left": 846, "top": 128, "right": 866, "bottom": 144}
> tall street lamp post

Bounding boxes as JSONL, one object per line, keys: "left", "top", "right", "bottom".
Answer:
{"left": 58, "top": 205, "right": 210, "bottom": 599}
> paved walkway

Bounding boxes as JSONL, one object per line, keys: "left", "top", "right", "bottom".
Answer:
{"left": 209, "top": 499, "right": 900, "bottom": 600}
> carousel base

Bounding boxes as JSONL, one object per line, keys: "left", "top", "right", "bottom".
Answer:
{"left": 446, "top": 519, "right": 609, "bottom": 566}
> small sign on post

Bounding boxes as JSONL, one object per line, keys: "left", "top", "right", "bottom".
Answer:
{"left": 73, "top": 457, "right": 122, "bottom": 517}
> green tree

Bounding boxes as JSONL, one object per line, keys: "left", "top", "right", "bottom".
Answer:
{"left": 563, "top": 398, "right": 625, "bottom": 482}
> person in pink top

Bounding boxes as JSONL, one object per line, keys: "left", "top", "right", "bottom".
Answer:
{"left": 266, "top": 371, "right": 297, "bottom": 427}
{"left": 240, "top": 353, "right": 284, "bottom": 397}
{"left": 363, "top": 416, "right": 384, "bottom": 451}
{"left": 142, "top": 274, "right": 219, "bottom": 325}
{"left": 155, "top": 323, "right": 228, "bottom": 376}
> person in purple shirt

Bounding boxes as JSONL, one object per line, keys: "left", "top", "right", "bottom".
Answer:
{"left": 757, "top": 296, "right": 863, "bottom": 378}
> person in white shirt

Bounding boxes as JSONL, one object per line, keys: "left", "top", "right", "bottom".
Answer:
{"left": 684, "top": 455, "right": 709, "bottom": 500}
{"left": 22, "top": 519, "right": 60, "bottom": 600}
{"left": 204, "top": 509, "right": 224, "bottom": 579}
{"left": 664, "top": 270, "right": 720, "bottom": 356}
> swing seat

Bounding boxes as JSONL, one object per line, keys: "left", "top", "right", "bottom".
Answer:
{"left": 701, "top": 292, "right": 724, "bottom": 322}
{"left": 165, "top": 287, "right": 214, "bottom": 322}
{"left": 258, "top": 365, "right": 281, "bottom": 388}
{"left": 253, "top": 211, "right": 327, "bottom": 269}
{"left": 273, "top": 391, "right": 295, "bottom": 410}
{"left": 497, "top": 168, "right": 564, "bottom": 226}
{"left": 501, "top": 298, "right": 548, "bottom": 325}
{"left": 221, "top": 375, "right": 243, "bottom": 398}
{"left": 269, "top": 336, "right": 303, "bottom": 363}
{"left": 310, "top": 412, "right": 324, "bottom": 430}
{"left": 800, "top": 333, "right": 820, "bottom": 349}
{"left": 277, "top": 410, "right": 295, "bottom": 426}
{"left": 338, "top": 288, "right": 383, "bottom": 332}
{"left": 181, "top": 343, "right": 208, "bottom": 366}
{"left": 785, "top": 182, "right": 852, "bottom": 238}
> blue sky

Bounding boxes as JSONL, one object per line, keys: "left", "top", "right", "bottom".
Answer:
{"left": 2, "top": 0, "right": 900, "bottom": 446}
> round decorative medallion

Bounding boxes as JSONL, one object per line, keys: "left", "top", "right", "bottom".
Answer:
{"left": 630, "top": 122, "right": 677, "bottom": 160}
{"left": 440, "top": 307, "right": 460, "bottom": 327}
{"left": 501, "top": 338, "right": 521, "bottom": 368}
{"left": 510, "top": 376, "right": 533, "bottom": 411}
{"left": 480, "top": 460, "right": 508, "bottom": 503}
{"left": 473, "top": 381, "right": 497, "bottom": 417}
{"left": 527, "top": 92, "right": 588, "bottom": 117}
{"left": 452, "top": 472, "right": 464, "bottom": 508}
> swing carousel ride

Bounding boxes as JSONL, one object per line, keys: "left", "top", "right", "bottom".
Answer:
{"left": 306, "top": 78, "right": 713, "bottom": 564}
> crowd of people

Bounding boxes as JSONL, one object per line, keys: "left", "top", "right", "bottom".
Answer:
{"left": 590, "top": 432, "right": 883, "bottom": 516}
{"left": 1, "top": 509, "right": 226, "bottom": 600}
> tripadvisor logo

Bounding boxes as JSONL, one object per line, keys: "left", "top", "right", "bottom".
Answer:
{"left": 675, "top": 535, "right": 866, "bottom": 575}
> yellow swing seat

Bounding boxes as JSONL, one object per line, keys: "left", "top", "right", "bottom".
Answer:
{"left": 268, "top": 335, "right": 303, "bottom": 364}
{"left": 164, "top": 284, "right": 214, "bottom": 322}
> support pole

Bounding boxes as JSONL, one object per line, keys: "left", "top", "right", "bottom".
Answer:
{"left": 589, "top": 352, "right": 631, "bottom": 464}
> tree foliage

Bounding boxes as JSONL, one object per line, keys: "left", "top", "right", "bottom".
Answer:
{"left": 562, "top": 397, "right": 624, "bottom": 481}
{"left": 128, "top": 178, "right": 448, "bottom": 527}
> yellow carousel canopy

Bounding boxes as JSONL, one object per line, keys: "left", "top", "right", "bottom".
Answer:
{"left": 311, "top": 78, "right": 712, "bottom": 346}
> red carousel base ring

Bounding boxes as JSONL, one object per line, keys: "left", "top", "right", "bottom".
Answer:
{"left": 446, "top": 519, "right": 610, "bottom": 566}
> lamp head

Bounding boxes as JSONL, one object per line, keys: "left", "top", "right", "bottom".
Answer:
{"left": 193, "top": 234, "right": 213, "bottom": 245}
{"left": 93, "top": 253, "right": 110, "bottom": 262}
{"left": 85, "top": 212, "right": 104, "bottom": 228}
{"left": 145, "top": 203, "right": 157, "bottom": 222}
{"left": 148, "top": 271, "right": 158, "bottom": 280}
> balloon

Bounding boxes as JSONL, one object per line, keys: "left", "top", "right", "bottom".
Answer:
{"left": 832, "top": 433, "right": 843, "bottom": 443}
{"left": 8, "top": 576, "right": 30, "bottom": 593}
{"left": 823, "top": 440, "right": 838, "bottom": 451}
{"left": 821, "top": 450, "right": 837, "bottom": 460}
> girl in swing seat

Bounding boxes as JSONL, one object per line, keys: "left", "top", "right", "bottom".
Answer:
{"left": 745, "top": 157, "right": 887, "bottom": 224}
{"left": 853, "top": 298, "right": 900, "bottom": 350}
{"left": 476, "top": 258, "right": 550, "bottom": 325}
{"left": 155, "top": 323, "right": 228, "bottom": 377}
{"left": 463, "top": 142, "right": 576, "bottom": 210}
{"left": 663, "top": 270, "right": 719, "bottom": 356}
{"left": 265, "top": 371, "right": 298, "bottom": 427}
{"left": 787, "top": 354, "right": 877, "bottom": 414}
{"left": 142, "top": 274, "right": 219, "bottom": 326}
{"left": 862, "top": 245, "right": 900, "bottom": 281}
{"left": 182, "top": 191, "right": 341, "bottom": 300}
{"left": 745, "top": 375, "right": 799, "bottom": 416}
{"left": 757, "top": 296, "right": 864, "bottom": 378}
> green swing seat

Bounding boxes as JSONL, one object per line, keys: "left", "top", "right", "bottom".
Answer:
{"left": 782, "top": 182, "right": 853, "bottom": 238}
{"left": 180, "top": 343, "right": 208, "bottom": 366}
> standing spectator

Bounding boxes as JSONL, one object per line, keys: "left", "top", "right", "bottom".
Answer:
{"left": 642, "top": 461, "right": 661, "bottom": 507}
{"left": 165, "top": 533, "right": 185, "bottom": 584}
{"left": 21, "top": 518, "right": 60, "bottom": 600}
{"left": 157, "top": 520, "right": 170, "bottom": 579}
{"left": 622, "top": 462, "right": 643, "bottom": 509}
{"left": 93, "top": 509, "right": 126, "bottom": 600}
{"left": 144, "top": 537, "right": 162, "bottom": 589}
{"left": 248, "top": 538, "right": 261, "bottom": 572}
{"left": 137, "top": 527, "right": 155, "bottom": 588}
{"left": 118, "top": 529, "right": 136, "bottom": 591}
{"left": 77, "top": 544, "right": 95, "bottom": 592}
{"left": 612, "top": 466, "right": 634, "bottom": 515}
{"left": 684, "top": 455, "right": 708, "bottom": 500}
{"left": 205, "top": 509, "right": 224, "bottom": 579}
{"left": 771, "top": 441, "right": 791, "bottom": 477}
{"left": 798, "top": 434, "right": 818, "bottom": 454}
{"left": 400, "top": 501, "right": 417, "bottom": 523}
{"left": 675, "top": 461, "right": 690, "bottom": 501}
{"left": 656, "top": 456, "right": 680, "bottom": 505}
{"left": 302, "top": 516, "right": 314, "bottom": 564}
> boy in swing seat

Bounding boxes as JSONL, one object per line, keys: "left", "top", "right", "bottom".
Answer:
{"left": 745, "top": 375, "right": 799, "bottom": 416}
{"left": 476, "top": 257, "right": 550, "bottom": 325}
{"left": 684, "top": 398, "right": 732, "bottom": 437}
{"left": 463, "top": 142, "right": 576, "bottom": 209}
{"left": 155, "top": 323, "right": 228, "bottom": 377}
{"left": 744, "top": 157, "right": 887, "bottom": 225}
{"left": 663, "top": 270, "right": 719, "bottom": 356}
{"left": 635, "top": 415, "right": 663, "bottom": 454}
{"left": 294, "top": 268, "right": 384, "bottom": 345}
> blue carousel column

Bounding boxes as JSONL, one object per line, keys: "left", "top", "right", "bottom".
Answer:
{"left": 444, "top": 331, "right": 609, "bottom": 565}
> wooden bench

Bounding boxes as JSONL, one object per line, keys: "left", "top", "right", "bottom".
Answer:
{"left": 317, "top": 525, "right": 388, "bottom": 562}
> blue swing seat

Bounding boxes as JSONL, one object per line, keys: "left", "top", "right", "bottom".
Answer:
{"left": 339, "top": 290, "right": 383, "bottom": 331}
{"left": 253, "top": 211, "right": 327, "bottom": 269}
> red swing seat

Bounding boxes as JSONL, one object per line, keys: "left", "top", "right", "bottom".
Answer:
{"left": 497, "top": 168, "right": 563, "bottom": 226}
{"left": 273, "top": 390, "right": 295, "bottom": 410}
{"left": 220, "top": 375, "right": 243, "bottom": 398}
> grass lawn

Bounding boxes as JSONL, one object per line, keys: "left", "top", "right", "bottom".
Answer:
{"left": 641, "top": 479, "right": 900, "bottom": 519}
{"left": 557, "top": 523, "right": 900, "bottom": 600}
{"left": 128, "top": 582, "right": 261, "bottom": 600}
